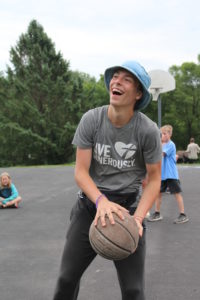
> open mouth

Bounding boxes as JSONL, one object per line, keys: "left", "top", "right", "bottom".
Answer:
{"left": 112, "top": 88, "right": 123, "bottom": 96}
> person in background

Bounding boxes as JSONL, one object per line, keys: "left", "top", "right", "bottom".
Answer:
{"left": 185, "top": 137, "right": 200, "bottom": 163}
{"left": 148, "top": 125, "right": 189, "bottom": 224}
{"left": 0, "top": 172, "right": 22, "bottom": 208}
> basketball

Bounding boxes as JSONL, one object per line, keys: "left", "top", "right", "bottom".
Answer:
{"left": 89, "top": 211, "right": 139, "bottom": 260}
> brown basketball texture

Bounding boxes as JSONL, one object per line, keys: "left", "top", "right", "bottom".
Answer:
{"left": 89, "top": 211, "right": 139, "bottom": 260}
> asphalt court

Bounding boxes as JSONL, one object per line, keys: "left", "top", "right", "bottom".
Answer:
{"left": 0, "top": 165, "right": 199, "bottom": 300}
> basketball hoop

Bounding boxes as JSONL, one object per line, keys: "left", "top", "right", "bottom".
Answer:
{"left": 148, "top": 70, "right": 176, "bottom": 127}
{"left": 148, "top": 70, "right": 176, "bottom": 101}
{"left": 150, "top": 87, "right": 163, "bottom": 101}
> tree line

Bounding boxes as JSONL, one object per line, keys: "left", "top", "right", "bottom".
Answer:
{"left": 0, "top": 20, "right": 200, "bottom": 167}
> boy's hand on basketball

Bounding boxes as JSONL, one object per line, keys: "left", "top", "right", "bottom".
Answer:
{"left": 94, "top": 197, "right": 128, "bottom": 227}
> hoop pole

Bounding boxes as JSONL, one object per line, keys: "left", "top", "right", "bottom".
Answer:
{"left": 158, "top": 95, "right": 162, "bottom": 128}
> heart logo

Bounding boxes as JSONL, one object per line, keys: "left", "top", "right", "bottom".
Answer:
{"left": 115, "top": 142, "right": 136, "bottom": 159}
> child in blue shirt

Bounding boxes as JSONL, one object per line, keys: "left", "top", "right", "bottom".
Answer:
{"left": 148, "top": 125, "right": 189, "bottom": 224}
{"left": 0, "top": 172, "right": 22, "bottom": 208}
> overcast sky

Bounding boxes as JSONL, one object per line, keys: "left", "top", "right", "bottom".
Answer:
{"left": 1, "top": 0, "right": 200, "bottom": 79}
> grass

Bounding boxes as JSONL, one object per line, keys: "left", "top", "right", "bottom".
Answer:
{"left": 0, "top": 162, "right": 75, "bottom": 169}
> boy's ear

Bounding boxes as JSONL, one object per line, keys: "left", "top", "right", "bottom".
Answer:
{"left": 136, "top": 91, "right": 143, "bottom": 101}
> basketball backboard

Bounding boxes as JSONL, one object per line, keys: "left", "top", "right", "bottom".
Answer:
{"left": 148, "top": 70, "right": 175, "bottom": 101}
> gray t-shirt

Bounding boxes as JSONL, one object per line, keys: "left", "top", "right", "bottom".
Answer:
{"left": 72, "top": 105, "right": 162, "bottom": 194}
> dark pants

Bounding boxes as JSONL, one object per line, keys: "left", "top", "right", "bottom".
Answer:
{"left": 53, "top": 193, "right": 146, "bottom": 300}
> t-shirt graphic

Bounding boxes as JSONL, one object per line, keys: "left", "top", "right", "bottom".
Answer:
{"left": 94, "top": 142, "right": 137, "bottom": 170}
{"left": 115, "top": 142, "right": 136, "bottom": 159}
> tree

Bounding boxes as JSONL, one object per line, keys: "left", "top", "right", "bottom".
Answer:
{"left": 165, "top": 58, "right": 200, "bottom": 148}
{"left": 144, "top": 57, "right": 200, "bottom": 150}
{"left": 2, "top": 19, "right": 74, "bottom": 165}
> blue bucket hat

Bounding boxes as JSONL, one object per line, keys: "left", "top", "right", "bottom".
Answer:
{"left": 104, "top": 60, "right": 151, "bottom": 110}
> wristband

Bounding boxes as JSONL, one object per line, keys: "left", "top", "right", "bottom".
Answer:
{"left": 95, "top": 194, "right": 104, "bottom": 208}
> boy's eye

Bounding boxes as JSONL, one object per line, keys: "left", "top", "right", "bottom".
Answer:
{"left": 112, "top": 74, "right": 118, "bottom": 79}
{"left": 125, "top": 78, "right": 132, "bottom": 82}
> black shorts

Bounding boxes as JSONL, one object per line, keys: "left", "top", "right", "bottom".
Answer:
{"left": 160, "top": 179, "right": 182, "bottom": 194}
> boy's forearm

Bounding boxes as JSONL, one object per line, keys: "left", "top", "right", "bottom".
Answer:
{"left": 134, "top": 163, "right": 161, "bottom": 221}
{"left": 75, "top": 169, "right": 105, "bottom": 205}
{"left": 134, "top": 181, "right": 160, "bottom": 221}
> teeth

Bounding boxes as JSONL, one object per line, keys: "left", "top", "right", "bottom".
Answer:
{"left": 112, "top": 88, "right": 123, "bottom": 95}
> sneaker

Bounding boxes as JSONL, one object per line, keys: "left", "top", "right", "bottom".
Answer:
{"left": 9, "top": 204, "right": 18, "bottom": 208}
{"left": 147, "top": 212, "right": 163, "bottom": 222}
{"left": 5, "top": 203, "right": 18, "bottom": 208}
{"left": 174, "top": 213, "right": 189, "bottom": 224}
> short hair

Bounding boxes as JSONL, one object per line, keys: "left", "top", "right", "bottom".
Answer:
{"left": 161, "top": 125, "right": 173, "bottom": 136}
{"left": 190, "top": 137, "right": 195, "bottom": 143}
{"left": 0, "top": 172, "right": 11, "bottom": 188}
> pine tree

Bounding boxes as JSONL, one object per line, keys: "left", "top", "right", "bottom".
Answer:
{"left": 3, "top": 19, "right": 74, "bottom": 165}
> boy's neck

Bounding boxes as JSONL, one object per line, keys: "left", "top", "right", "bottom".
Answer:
{"left": 107, "top": 105, "right": 134, "bottom": 127}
